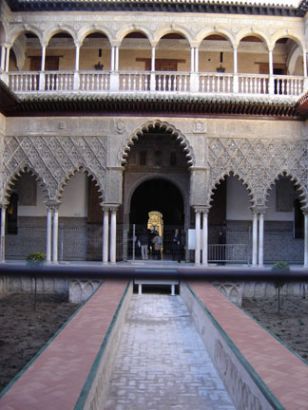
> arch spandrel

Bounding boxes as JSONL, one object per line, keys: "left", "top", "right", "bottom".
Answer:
{"left": 4, "top": 135, "right": 107, "bottom": 204}
{"left": 120, "top": 119, "right": 195, "bottom": 168}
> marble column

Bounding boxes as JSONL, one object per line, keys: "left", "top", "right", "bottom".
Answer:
{"left": 103, "top": 206, "right": 109, "bottom": 263}
{"left": 46, "top": 207, "right": 53, "bottom": 262}
{"left": 202, "top": 210, "right": 208, "bottom": 266}
{"left": 252, "top": 210, "right": 258, "bottom": 266}
{"left": 194, "top": 208, "right": 201, "bottom": 265}
{"left": 0, "top": 207, "right": 6, "bottom": 262}
{"left": 52, "top": 207, "right": 59, "bottom": 262}
{"left": 110, "top": 207, "right": 117, "bottom": 263}
{"left": 258, "top": 212, "right": 264, "bottom": 266}
{"left": 5, "top": 46, "right": 10, "bottom": 72}
{"left": 304, "top": 212, "right": 308, "bottom": 268}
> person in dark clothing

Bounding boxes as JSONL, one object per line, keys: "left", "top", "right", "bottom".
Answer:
{"left": 172, "top": 229, "right": 182, "bottom": 263}
{"left": 139, "top": 229, "right": 149, "bottom": 260}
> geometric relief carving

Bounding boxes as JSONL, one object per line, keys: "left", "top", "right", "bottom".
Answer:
{"left": 3, "top": 135, "right": 107, "bottom": 203}
{"left": 208, "top": 138, "right": 308, "bottom": 208}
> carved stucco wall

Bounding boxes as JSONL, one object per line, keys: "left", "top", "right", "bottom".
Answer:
{"left": 2, "top": 116, "right": 308, "bottom": 211}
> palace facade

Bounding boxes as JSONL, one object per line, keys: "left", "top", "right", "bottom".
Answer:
{"left": 0, "top": 0, "right": 307, "bottom": 266}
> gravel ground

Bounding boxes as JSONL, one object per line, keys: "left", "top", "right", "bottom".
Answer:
{"left": 0, "top": 293, "right": 78, "bottom": 392}
{"left": 242, "top": 295, "right": 308, "bottom": 363}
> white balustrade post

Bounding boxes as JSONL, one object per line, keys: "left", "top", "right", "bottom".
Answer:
{"left": 52, "top": 207, "right": 59, "bottom": 262}
{"left": 194, "top": 208, "right": 201, "bottom": 265}
{"left": 252, "top": 210, "right": 258, "bottom": 266}
{"left": 258, "top": 212, "right": 264, "bottom": 267}
{"left": 110, "top": 206, "right": 117, "bottom": 263}
{"left": 304, "top": 212, "right": 308, "bottom": 267}
{"left": 202, "top": 209, "right": 208, "bottom": 266}
{"left": 103, "top": 206, "right": 109, "bottom": 263}
{"left": 233, "top": 47, "right": 239, "bottom": 93}
{"left": 0, "top": 207, "right": 6, "bottom": 262}
{"left": 268, "top": 49, "right": 274, "bottom": 94}
{"left": 74, "top": 43, "right": 80, "bottom": 90}
{"left": 46, "top": 206, "right": 53, "bottom": 262}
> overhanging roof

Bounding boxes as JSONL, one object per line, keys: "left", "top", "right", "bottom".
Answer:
{"left": 4, "top": 0, "right": 308, "bottom": 16}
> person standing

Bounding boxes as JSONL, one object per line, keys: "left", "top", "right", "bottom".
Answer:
{"left": 139, "top": 228, "right": 149, "bottom": 260}
{"left": 172, "top": 229, "right": 182, "bottom": 263}
{"left": 152, "top": 231, "right": 162, "bottom": 260}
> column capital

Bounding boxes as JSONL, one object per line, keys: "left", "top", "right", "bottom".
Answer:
{"left": 250, "top": 206, "right": 267, "bottom": 215}
{"left": 302, "top": 207, "right": 308, "bottom": 215}
{"left": 45, "top": 200, "right": 61, "bottom": 210}
{"left": 193, "top": 205, "right": 210, "bottom": 213}
{"left": 102, "top": 203, "right": 120, "bottom": 212}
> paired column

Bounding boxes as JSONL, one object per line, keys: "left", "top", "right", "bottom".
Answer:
{"left": 251, "top": 208, "right": 265, "bottom": 267}
{"left": 0, "top": 206, "right": 7, "bottom": 262}
{"left": 45, "top": 203, "right": 60, "bottom": 263}
{"left": 102, "top": 204, "right": 118, "bottom": 263}
{"left": 74, "top": 42, "right": 80, "bottom": 90}
{"left": 268, "top": 49, "right": 274, "bottom": 94}
{"left": 194, "top": 206, "right": 209, "bottom": 265}
{"left": 233, "top": 47, "right": 239, "bottom": 93}
{"left": 304, "top": 212, "right": 308, "bottom": 268}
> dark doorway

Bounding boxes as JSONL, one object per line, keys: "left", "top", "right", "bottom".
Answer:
{"left": 129, "top": 179, "right": 184, "bottom": 258}
{"left": 208, "top": 179, "right": 226, "bottom": 244}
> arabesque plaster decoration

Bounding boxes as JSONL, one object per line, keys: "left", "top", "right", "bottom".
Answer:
{"left": 3, "top": 135, "right": 107, "bottom": 204}
{"left": 208, "top": 138, "right": 308, "bottom": 209}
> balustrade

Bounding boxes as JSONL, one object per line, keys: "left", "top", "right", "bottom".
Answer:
{"left": 5, "top": 70, "right": 304, "bottom": 97}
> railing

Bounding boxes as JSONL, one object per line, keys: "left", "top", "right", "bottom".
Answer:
{"left": 5, "top": 70, "right": 305, "bottom": 97}
{"left": 119, "top": 71, "right": 151, "bottom": 91}
{"left": 238, "top": 74, "right": 269, "bottom": 94}
{"left": 208, "top": 244, "right": 250, "bottom": 264}
{"left": 9, "top": 71, "right": 40, "bottom": 92}
{"left": 199, "top": 73, "right": 233, "bottom": 93}
{"left": 155, "top": 71, "right": 190, "bottom": 92}
{"left": 79, "top": 71, "right": 110, "bottom": 91}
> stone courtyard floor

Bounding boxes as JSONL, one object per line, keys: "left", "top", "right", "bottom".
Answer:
{"left": 103, "top": 294, "right": 235, "bottom": 410}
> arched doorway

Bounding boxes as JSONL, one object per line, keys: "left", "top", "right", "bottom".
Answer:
{"left": 122, "top": 122, "right": 191, "bottom": 261}
{"left": 129, "top": 178, "right": 184, "bottom": 259}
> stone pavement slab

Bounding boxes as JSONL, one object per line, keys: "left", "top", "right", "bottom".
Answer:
{"left": 103, "top": 294, "right": 235, "bottom": 410}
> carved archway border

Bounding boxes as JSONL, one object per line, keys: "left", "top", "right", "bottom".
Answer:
{"left": 208, "top": 170, "right": 254, "bottom": 208}
{"left": 265, "top": 170, "right": 308, "bottom": 209}
{"left": 56, "top": 165, "right": 105, "bottom": 203}
{"left": 120, "top": 119, "right": 195, "bottom": 168}
{"left": 3, "top": 163, "right": 50, "bottom": 205}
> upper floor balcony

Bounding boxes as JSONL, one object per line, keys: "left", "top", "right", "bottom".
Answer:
{"left": 0, "top": 27, "right": 307, "bottom": 98}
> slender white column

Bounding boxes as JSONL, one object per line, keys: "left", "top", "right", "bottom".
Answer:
{"left": 190, "top": 47, "right": 195, "bottom": 73}
{"left": 103, "top": 207, "right": 109, "bottom": 263}
{"left": 0, "top": 207, "right": 6, "bottom": 262}
{"left": 269, "top": 50, "right": 273, "bottom": 76}
{"left": 111, "top": 46, "right": 115, "bottom": 72}
{"left": 41, "top": 46, "right": 46, "bottom": 71}
{"left": 258, "top": 213, "right": 264, "bottom": 266}
{"left": 233, "top": 47, "right": 238, "bottom": 74}
{"left": 5, "top": 46, "right": 10, "bottom": 72}
{"left": 195, "top": 48, "right": 199, "bottom": 73}
{"left": 252, "top": 211, "right": 258, "bottom": 266}
{"left": 46, "top": 207, "right": 53, "bottom": 262}
{"left": 52, "top": 208, "right": 59, "bottom": 262}
{"left": 304, "top": 213, "right": 308, "bottom": 267}
{"left": 1, "top": 46, "right": 6, "bottom": 71}
{"left": 110, "top": 207, "right": 117, "bottom": 263}
{"left": 195, "top": 210, "right": 201, "bottom": 265}
{"left": 151, "top": 47, "right": 156, "bottom": 71}
{"left": 202, "top": 211, "right": 208, "bottom": 265}
{"left": 75, "top": 45, "right": 80, "bottom": 72}
{"left": 115, "top": 46, "right": 119, "bottom": 71}
{"left": 303, "top": 49, "right": 307, "bottom": 78}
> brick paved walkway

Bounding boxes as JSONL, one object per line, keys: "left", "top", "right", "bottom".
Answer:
{"left": 103, "top": 294, "right": 235, "bottom": 410}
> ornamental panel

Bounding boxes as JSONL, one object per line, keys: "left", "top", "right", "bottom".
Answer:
{"left": 3, "top": 135, "right": 107, "bottom": 203}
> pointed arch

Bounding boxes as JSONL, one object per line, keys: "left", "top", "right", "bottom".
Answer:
{"left": 265, "top": 170, "right": 307, "bottom": 209}
{"left": 4, "top": 164, "right": 50, "bottom": 204}
{"left": 56, "top": 165, "right": 104, "bottom": 203}
{"left": 120, "top": 119, "right": 194, "bottom": 168}
{"left": 209, "top": 170, "right": 254, "bottom": 208}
